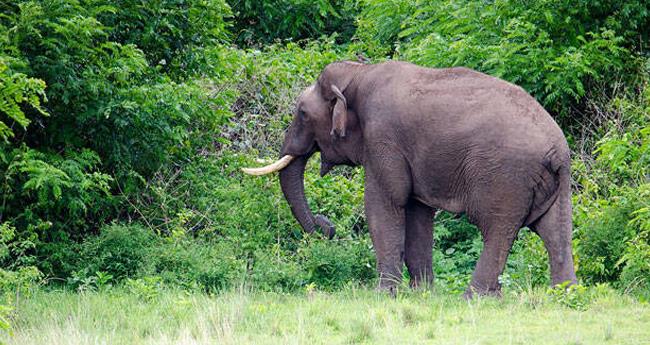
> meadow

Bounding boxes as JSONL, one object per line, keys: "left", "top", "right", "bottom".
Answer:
{"left": 5, "top": 287, "right": 650, "bottom": 345}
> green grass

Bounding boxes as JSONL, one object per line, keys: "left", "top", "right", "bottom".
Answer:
{"left": 2, "top": 287, "right": 649, "bottom": 345}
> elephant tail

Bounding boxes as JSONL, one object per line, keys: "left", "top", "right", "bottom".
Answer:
{"left": 523, "top": 147, "right": 570, "bottom": 226}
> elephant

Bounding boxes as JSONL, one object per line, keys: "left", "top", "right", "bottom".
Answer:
{"left": 243, "top": 60, "right": 578, "bottom": 297}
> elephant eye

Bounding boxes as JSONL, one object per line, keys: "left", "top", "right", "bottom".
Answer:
{"left": 298, "top": 109, "right": 307, "bottom": 120}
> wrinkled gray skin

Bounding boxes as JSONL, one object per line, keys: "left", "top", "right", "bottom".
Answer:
{"left": 278, "top": 61, "right": 577, "bottom": 297}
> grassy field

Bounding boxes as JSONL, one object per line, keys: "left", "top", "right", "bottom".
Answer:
{"left": 2, "top": 287, "right": 649, "bottom": 345}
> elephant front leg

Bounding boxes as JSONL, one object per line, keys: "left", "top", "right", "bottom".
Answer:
{"left": 405, "top": 200, "right": 434, "bottom": 288}
{"left": 364, "top": 170, "right": 409, "bottom": 294}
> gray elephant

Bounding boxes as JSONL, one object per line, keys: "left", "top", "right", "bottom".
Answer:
{"left": 243, "top": 61, "right": 577, "bottom": 297}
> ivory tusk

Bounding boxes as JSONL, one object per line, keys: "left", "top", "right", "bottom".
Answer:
{"left": 241, "top": 155, "right": 295, "bottom": 176}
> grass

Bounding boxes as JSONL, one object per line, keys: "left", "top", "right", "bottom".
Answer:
{"left": 2, "top": 286, "right": 649, "bottom": 345}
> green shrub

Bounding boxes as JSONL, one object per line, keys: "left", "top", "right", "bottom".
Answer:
{"left": 572, "top": 83, "right": 649, "bottom": 292}
{"left": 0, "top": 266, "right": 42, "bottom": 298}
{"left": 618, "top": 231, "right": 650, "bottom": 298}
{"left": 615, "top": 184, "right": 650, "bottom": 297}
{"left": 431, "top": 213, "right": 481, "bottom": 292}
{"left": 228, "top": 0, "right": 358, "bottom": 45}
{"left": 250, "top": 251, "right": 306, "bottom": 291}
{"left": 504, "top": 229, "right": 551, "bottom": 291}
{"left": 75, "top": 223, "right": 156, "bottom": 282}
{"left": 124, "top": 276, "right": 165, "bottom": 301}
{"left": 299, "top": 238, "right": 375, "bottom": 290}
{"left": 399, "top": 0, "right": 628, "bottom": 117}
{"left": 219, "top": 40, "right": 347, "bottom": 156}
{"left": 150, "top": 239, "right": 246, "bottom": 292}
{"left": 5, "top": 0, "right": 234, "bottom": 178}
{"left": 96, "top": 0, "right": 232, "bottom": 77}
{"left": 575, "top": 194, "right": 638, "bottom": 284}
{"left": 547, "top": 282, "right": 591, "bottom": 310}
{"left": 0, "top": 56, "right": 47, "bottom": 141}
{"left": 0, "top": 303, "right": 9, "bottom": 339}
{"left": 353, "top": 0, "right": 415, "bottom": 57}
{"left": 0, "top": 147, "right": 114, "bottom": 233}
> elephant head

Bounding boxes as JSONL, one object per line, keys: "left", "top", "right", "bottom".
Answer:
{"left": 242, "top": 62, "right": 366, "bottom": 239}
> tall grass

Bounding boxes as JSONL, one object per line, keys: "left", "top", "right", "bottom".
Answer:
{"left": 3, "top": 287, "right": 649, "bottom": 345}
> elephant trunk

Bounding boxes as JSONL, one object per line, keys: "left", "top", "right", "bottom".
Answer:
{"left": 279, "top": 153, "right": 335, "bottom": 238}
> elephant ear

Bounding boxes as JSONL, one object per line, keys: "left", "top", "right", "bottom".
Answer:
{"left": 330, "top": 85, "right": 347, "bottom": 138}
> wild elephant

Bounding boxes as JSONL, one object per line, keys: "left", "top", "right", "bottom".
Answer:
{"left": 243, "top": 61, "right": 577, "bottom": 297}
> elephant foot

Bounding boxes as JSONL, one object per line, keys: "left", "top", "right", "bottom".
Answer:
{"left": 409, "top": 274, "right": 434, "bottom": 290}
{"left": 314, "top": 214, "right": 335, "bottom": 239}
{"left": 376, "top": 273, "right": 402, "bottom": 298}
{"left": 376, "top": 284, "right": 398, "bottom": 298}
{"left": 463, "top": 286, "right": 502, "bottom": 300}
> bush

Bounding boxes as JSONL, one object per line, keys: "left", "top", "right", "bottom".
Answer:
{"left": 299, "top": 238, "right": 375, "bottom": 290}
{"left": 575, "top": 194, "right": 638, "bottom": 284}
{"left": 150, "top": 239, "right": 246, "bottom": 292}
{"left": 250, "top": 251, "right": 306, "bottom": 291}
{"left": 353, "top": 0, "right": 415, "bottom": 57}
{"left": 4, "top": 1, "right": 234, "bottom": 178}
{"left": 353, "top": 0, "right": 650, "bottom": 123}
{"left": 572, "top": 82, "right": 649, "bottom": 294}
{"left": 96, "top": 0, "right": 232, "bottom": 77}
{"left": 228, "top": 0, "right": 358, "bottom": 45}
{"left": 74, "top": 223, "right": 156, "bottom": 282}
{"left": 504, "top": 229, "right": 551, "bottom": 291}
{"left": 0, "top": 56, "right": 47, "bottom": 141}
{"left": 0, "top": 147, "right": 114, "bottom": 238}
{"left": 430, "top": 213, "right": 481, "bottom": 292}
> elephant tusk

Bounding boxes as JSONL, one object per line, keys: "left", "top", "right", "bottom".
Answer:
{"left": 241, "top": 155, "right": 295, "bottom": 176}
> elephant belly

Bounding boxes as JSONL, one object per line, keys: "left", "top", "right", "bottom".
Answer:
{"left": 414, "top": 194, "right": 465, "bottom": 214}
{"left": 410, "top": 170, "right": 467, "bottom": 215}
{"left": 408, "top": 147, "right": 542, "bottom": 221}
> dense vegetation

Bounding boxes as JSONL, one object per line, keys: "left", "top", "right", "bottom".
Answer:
{"left": 1, "top": 0, "right": 649, "bottom": 323}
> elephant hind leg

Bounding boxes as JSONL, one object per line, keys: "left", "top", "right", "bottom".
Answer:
{"left": 405, "top": 199, "right": 434, "bottom": 288}
{"left": 465, "top": 220, "right": 521, "bottom": 299}
{"left": 530, "top": 186, "right": 577, "bottom": 286}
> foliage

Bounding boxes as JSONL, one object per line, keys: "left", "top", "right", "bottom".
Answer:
{"left": 125, "top": 150, "right": 372, "bottom": 291}
{"left": 96, "top": 0, "right": 232, "bottom": 77}
{"left": 401, "top": 1, "right": 629, "bottom": 118}
{"left": 1, "top": 0, "right": 235, "bottom": 287}
{"left": 430, "top": 213, "right": 482, "bottom": 293}
{"left": 148, "top": 238, "right": 245, "bottom": 292}
{"left": 0, "top": 224, "right": 42, "bottom": 338}
{"left": 228, "top": 0, "right": 358, "bottom": 45}
{"left": 0, "top": 266, "right": 42, "bottom": 300}
{"left": 573, "top": 83, "right": 650, "bottom": 296}
{"left": 0, "top": 146, "right": 114, "bottom": 276}
{"left": 352, "top": 0, "right": 650, "bottom": 123}
{"left": 353, "top": 0, "right": 415, "bottom": 57}
{"left": 299, "top": 238, "right": 375, "bottom": 290}
{"left": 546, "top": 282, "right": 591, "bottom": 310}
{"left": 73, "top": 223, "right": 156, "bottom": 283}
{"left": 4, "top": 0, "right": 234, "bottom": 178}
{"left": 124, "top": 276, "right": 164, "bottom": 301}
{"left": 0, "top": 57, "right": 47, "bottom": 141}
